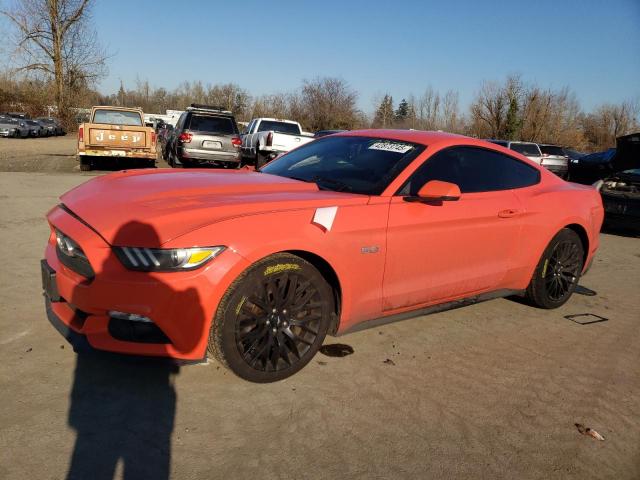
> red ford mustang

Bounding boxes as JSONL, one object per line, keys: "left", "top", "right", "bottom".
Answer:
{"left": 42, "top": 130, "right": 604, "bottom": 382}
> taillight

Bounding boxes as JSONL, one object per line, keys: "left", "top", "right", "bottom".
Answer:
{"left": 78, "top": 126, "right": 83, "bottom": 142}
{"left": 231, "top": 137, "right": 241, "bottom": 148}
{"left": 151, "top": 132, "right": 156, "bottom": 144}
{"left": 266, "top": 131, "right": 273, "bottom": 146}
{"left": 179, "top": 132, "right": 192, "bottom": 143}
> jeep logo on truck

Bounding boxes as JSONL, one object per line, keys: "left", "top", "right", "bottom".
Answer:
{"left": 94, "top": 131, "right": 142, "bottom": 143}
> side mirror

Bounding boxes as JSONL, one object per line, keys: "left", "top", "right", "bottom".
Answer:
{"left": 404, "top": 180, "right": 461, "bottom": 203}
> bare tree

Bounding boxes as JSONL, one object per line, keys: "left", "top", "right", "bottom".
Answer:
{"left": 582, "top": 100, "right": 640, "bottom": 151}
{"left": 301, "top": 77, "right": 360, "bottom": 130}
{"left": 2, "top": 0, "right": 107, "bottom": 117}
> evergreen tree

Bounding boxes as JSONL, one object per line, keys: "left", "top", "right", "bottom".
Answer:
{"left": 504, "top": 96, "right": 521, "bottom": 140}
{"left": 395, "top": 98, "right": 410, "bottom": 120}
{"left": 374, "top": 94, "right": 394, "bottom": 127}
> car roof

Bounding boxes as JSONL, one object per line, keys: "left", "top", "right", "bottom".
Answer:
{"left": 336, "top": 129, "right": 466, "bottom": 146}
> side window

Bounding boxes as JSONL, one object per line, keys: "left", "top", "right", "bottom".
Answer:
{"left": 399, "top": 146, "right": 540, "bottom": 195}
{"left": 176, "top": 113, "right": 187, "bottom": 130}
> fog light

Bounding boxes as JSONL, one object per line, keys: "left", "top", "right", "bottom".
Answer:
{"left": 108, "top": 311, "right": 153, "bottom": 323}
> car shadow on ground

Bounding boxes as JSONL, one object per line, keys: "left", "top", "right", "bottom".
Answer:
{"left": 601, "top": 223, "right": 640, "bottom": 238}
{"left": 65, "top": 221, "right": 207, "bottom": 480}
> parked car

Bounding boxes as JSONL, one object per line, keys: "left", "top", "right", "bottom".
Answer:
{"left": 0, "top": 123, "right": 17, "bottom": 138}
{"left": 0, "top": 116, "right": 21, "bottom": 138}
{"left": 568, "top": 148, "right": 617, "bottom": 184}
{"left": 158, "top": 123, "right": 174, "bottom": 159}
{"left": 36, "top": 117, "right": 65, "bottom": 136}
{"left": 22, "top": 119, "right": 45, "bottom": 137}
{"left": 0, "top": 117, "right": 29, "bottom": 138}
{"left": 315, "top": 129, "right": 347, "bottom": 138}
{"left": 42, "top": 130, "right": 603, "bottom": 382}
{"left": 593, "top": 133, "right": 640, "bottom": 230}
{"left": 77, "top": 106, "right": 157, "bottom": 171}
{"left": 538, "top": 144, "right": 569, "bottom": 178}
{"left": 241, "top": 117, "right": 314, "bottom": 168}
{"left": 166, "top": 104, "right": 242, "bottom": 168}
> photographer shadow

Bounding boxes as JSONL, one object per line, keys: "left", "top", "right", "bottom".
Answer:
{"left": 66, "top": 221, "right": 206, "bottom": 480}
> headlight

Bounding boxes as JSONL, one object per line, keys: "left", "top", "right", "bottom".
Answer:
{"left": 114, "top": 246, "right": 225, "bottom": 271}
{"left": 55, "top": 229, "right": 87, "bottom": 259}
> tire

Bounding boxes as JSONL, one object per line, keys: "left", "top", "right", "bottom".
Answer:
{"left": 79, "top": 156, "right": 92, "bottom": 171}
{"left": 525, "top": 228, "right": 584, "bottom": 309}
{"left": 255, "top": 149, "right": 267, "bottom": 169}
{"left": 208, "top": 253, "right": 333, "bottom": 383}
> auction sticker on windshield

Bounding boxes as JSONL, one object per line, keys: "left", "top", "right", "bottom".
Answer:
{"left": 368, "top": 141, "right": 414, "bottom": 153}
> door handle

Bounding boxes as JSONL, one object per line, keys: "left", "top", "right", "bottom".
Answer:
{"left": 498, "top": 209, "right": 521, "bottom": 218}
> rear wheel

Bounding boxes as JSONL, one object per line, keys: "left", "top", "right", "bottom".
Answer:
{"left": 208, "top": 253, "right": 333, "bottom": 383}
{"left": 525, "top": 228, "right": 584, "bottom": 309}
{"left": 255, "top": 148, "right": 267, "bottom": 169}
{"left": 79, "top": 156, "right": 92, "bottom": 171}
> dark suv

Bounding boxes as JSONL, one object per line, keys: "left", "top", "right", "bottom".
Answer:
{"left": 166, "top": 104, "right": 242, "bottom": 168}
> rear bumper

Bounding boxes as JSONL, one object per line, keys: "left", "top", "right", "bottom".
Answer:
{"left": 542, "top": 164, "right": 568, "bottom": 177}
{"left": 79, "top": 149, "right": 156, "bottom": 160}
{"left": 178, "top": 147, "right": 241, "bottom": 163}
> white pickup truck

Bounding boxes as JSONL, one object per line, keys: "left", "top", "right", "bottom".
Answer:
{"left": 241, "top": 118, "right": 314, "bottom": 167}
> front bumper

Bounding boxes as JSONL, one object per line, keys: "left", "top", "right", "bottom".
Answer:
{"left": 601, "top": 190, "right": 640, "bottom": 230}
{"left": 43, "top": 206, "right": 249, "bottom": 360}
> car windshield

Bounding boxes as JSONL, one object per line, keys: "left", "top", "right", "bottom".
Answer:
{"left": 257, "top": 121, "right": 301, "bottom": 135}
{"left": 540, "top": 145, "right": 565, "bottom": 156}
{"left": 188, "top": 114, "right": 236, "bottom": 134}
{"left": 510, "top": 143, "right": 541, "bottom": 156}
{"left": 93, "top": 109, "right": 143, "bottom": 126}
{"left": 261, "top": 136, "right": 426, "bottom": 195}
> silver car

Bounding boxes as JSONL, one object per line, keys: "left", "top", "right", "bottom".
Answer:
{"left": 167, "top": 104, "right": 242, "bottom": 168}
{"left": 538, "top": 144, "right": 569, "bottom": 178}
{"left": 0, "top": 117, "right": 28, "bottom": 138}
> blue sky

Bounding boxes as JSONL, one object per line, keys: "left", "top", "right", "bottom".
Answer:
{"left": 27, "top": 0, "right": 640, "bottom": 113}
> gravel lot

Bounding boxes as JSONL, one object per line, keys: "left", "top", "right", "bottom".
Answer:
{"left": 0, "top": 138, "right": 639, "bottom": 479}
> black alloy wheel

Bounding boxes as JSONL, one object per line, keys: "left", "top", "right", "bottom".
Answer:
{"left": 209, "top": 253, "right": 333, "bottom": 382}
{"left": 544, "top": 240, "right": 582, "bottom": 301}
{"left": 526, "top": 228, "right": 584, "bottom": 308}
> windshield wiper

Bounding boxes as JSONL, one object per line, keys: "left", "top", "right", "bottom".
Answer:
{"left": 312, "top": 176, "right": 353, "bottom": 192}
{"left": 287, "top": 175, "right": 314, "bottom": 183}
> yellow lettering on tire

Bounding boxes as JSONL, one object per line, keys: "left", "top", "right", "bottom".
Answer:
{"left": 264, "top": 263, "right": 301, "bottom": 276}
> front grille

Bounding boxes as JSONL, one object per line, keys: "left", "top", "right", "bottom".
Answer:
{"left": 108, "top": 318, "right": 171, "bottom": 344}
{"left": 56, "top": 244, "right": 95, "bottom": 279}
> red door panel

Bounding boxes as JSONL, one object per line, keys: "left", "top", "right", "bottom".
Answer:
{"left": 383, "top": 190, "right": 524, "bottom": 311}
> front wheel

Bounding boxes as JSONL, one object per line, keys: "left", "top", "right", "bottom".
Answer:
{"left": 525, "top": 228, "right": 584, "bottom": 309}
{"left": 208, "top": 253, "right": 333, "bottom": 383}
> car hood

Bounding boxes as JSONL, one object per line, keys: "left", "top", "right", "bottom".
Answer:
{"left": 60, "top": 169, "right": 365, "bottom": 246}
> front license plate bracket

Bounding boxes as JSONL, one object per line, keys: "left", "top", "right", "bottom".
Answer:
{"left": 41, "top": 260, "right": 61, "bottom": 302}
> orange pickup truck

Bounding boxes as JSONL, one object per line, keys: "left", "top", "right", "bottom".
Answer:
{"left": 77, "top": 106, "right": 157, "bottom": 171}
